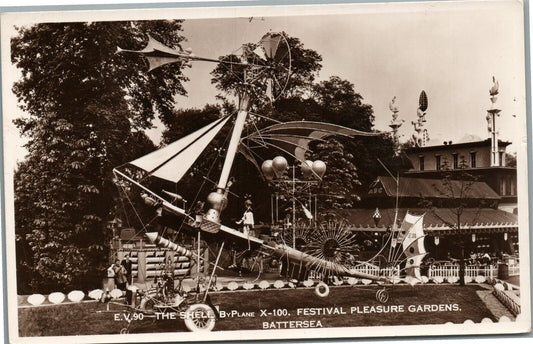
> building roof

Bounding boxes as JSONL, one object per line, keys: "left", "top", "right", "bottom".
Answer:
{"left": 369, "top": 176, "right": 500, "bottom": 200}
{"left": 337, "top": 207, "right": 518, "bottom": 233}
{"left": 405, "top": 138, "right": 511, "bottom": 154}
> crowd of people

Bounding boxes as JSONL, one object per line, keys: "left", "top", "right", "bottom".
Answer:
{"left": 106, "top": 254, "right": 133, "bottom": 291}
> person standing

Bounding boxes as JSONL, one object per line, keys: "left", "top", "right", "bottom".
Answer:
{"left": 121, "top": 254, "right": 133, "bottom": 285}
{"left": 236, "top": 199, "right": 255, "bottom": 237}
{"left": 113, "top": 259, "right": 127, "bottom": 291}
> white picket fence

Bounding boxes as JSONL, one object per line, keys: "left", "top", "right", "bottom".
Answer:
{"left": 428, "top": 265, "right": 497, "bottom": 279}
{"left": 309, "top": 264, "right": 400, "bottom": 280}
{"left": 508, "top": 264, "right": 520, "bottom": 276}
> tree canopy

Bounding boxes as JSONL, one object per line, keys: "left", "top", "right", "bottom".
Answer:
{"left": 12, "top": 20, "right": 187, "bottom": 293}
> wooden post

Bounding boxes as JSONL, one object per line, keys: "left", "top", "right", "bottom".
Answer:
{"left": 137, "top": 251, "right": 147, "bottom": 283}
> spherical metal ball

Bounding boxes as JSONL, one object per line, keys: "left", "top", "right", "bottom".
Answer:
{"left": 272, "top": 156, "right": 288, "bottom": 178}
{"left": 261, "top": 160, "right": 274, "bottom": 180}
{"left": 312, "top": 160, "right": 326, "bottom": 178}
{"left": 301, "top": 160, "right": 313, "bottom": 179}
{"left": 206, "top": 192, "right": 227, "bottom": 211}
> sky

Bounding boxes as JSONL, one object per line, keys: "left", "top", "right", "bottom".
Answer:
{"left": 150, "top": 1, "right": 526, "bottom": 152}
{"left": 2, "top": 0, "right": 527, "bottom": 168}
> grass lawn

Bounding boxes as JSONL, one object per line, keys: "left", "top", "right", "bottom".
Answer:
{"left": 18, "top": 284, "right": 496, "bottom": 336}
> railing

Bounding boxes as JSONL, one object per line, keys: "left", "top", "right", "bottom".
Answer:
{"left": 428, "top": 264, "right": 496, "bottom": 279}
{"left": 508, "top": 264, "right": 520, "bottom": 276}
{"left": 309, "top": 264, "right": 400, "bottom": 280}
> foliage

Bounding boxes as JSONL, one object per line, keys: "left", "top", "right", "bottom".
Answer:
{"left": 12, "top": 21, "right": 186, "bottom": 293}
{"left": 505, "top": 152, "right": 517, "bottom": 167}
{"left": 210, "top": 33, "right": 322, "bottom": 109}
{"left": 163, "top": 33, "right": 396, "bottom": 222}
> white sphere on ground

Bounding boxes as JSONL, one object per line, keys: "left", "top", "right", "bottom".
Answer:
{"left": 227, "top": 281, "right": 239, "bottom": 291}
{"left": 243, "top": 282, "right": 254, "bottom": 290}
{"left": 494, "top": 283, "right": 505, "bottom": 291}
{"left": 432, "top": 276, "right": 443, "bottom": 284}
{"left": 214, "top": 282, "right": 223, "bottom": 291}
{"left": 481, "top": 318, "right": 493, "bottom": 323}
{"left": 464, "top": 276, "right": 473, "bottom": 284}
{"left": 27, "top": 294, "right": 45, "bottom": 306}
{"left": 499, "top": 316, "right": 511, "bottom": 322}
{"left": 67, "top": 290, "right": 85, "bottom": 302}
{"left": 303, "top": 279, "right": 314, "bottom": 287}
{"left": 109, "top": 289, "right": 123, "bottom": 299}
{"left": 88, "top": 289, "right": 103, "bottom": 300}
{"left": 475, "top": 275, "right": 486, "bottom": 283}
{"left": 258, "top": 280, "right": 270, "bottom": 289}
{"left": 48, "top": 292, "right": 66, "bottom": 304}
{"left": 274, "top": 280, "right": 285, "bottom": 289}
{"left": 463, "top": 319, "right": 474, "bottom": 324}
{"left": 446, "top": 276, "right": 459, "bottom": 284}
{"left": 346, "top": 277, "right": 357, "bottom": 285}
{"left": 361, "top": 279, "right": 372, "bottom": 285}
{"left": 420, "top": 276, "right": 429, "bottom": 283}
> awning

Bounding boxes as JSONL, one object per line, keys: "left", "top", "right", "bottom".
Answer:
{"left": 336, "top": 207, "right": 518, "bottom": 235}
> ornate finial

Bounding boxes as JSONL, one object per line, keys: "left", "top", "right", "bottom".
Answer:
{"left": 389, "top": 96, "right": 404, "bottom": 155}
{"left": 489, "top": 76, "right": 499, "bottom": 96}
{"left": 412, "top": 91, "right": 429, "bottom": 147}
{"left": 389, "top": 96, "right": 399, "bottom": 114}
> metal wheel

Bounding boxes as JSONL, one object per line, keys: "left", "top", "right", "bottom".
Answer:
{"left": 139, "top": 296, "right": 156, "bottom": 314}
{"left": 314, "top": 281, "right": 330, "bottom": 298}
{"left": 183, "top": 303, "right": 216, "bottom": 332}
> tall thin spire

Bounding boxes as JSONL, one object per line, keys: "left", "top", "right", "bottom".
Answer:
{"left": 486, "top": 76, "right": 501, "bottom": 166}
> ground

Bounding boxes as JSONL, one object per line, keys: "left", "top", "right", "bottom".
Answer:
{"left": 18, "top": 284, "right": 498, "bottom": 336}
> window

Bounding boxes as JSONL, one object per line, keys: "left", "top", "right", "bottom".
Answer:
{"left": 498, "top": 151, "right": 504, "bottom": 166}
{"left": 452, "top": 153, "right": 458, "bottom": 169}
{"left": 419, "top": 156, "right": 424, "bottom": 171}
{"left": 435, "top": 155, "right": 441, "bottom": 170}
{"left": 470, "top": 152, "right": 476, "bottom": 168}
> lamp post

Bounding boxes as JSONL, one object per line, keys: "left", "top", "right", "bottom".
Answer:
{"left": 262, "top": 156, "right": 325, "bottom": 248}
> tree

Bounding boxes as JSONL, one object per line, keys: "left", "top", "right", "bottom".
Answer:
{"left": 210, "top": 33, "right": 322, "bottom": 109}
{"left": 12, "top": 21, "right": 187, "bottom": 293}
{"left": 506, "top": 152, "right": 517, "bottom": 167}
{"left": 418, "top": 157, "right": 484, "bottom": 285}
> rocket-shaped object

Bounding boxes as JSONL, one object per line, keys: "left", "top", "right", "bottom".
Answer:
{"left": 145, "top": 232, "right": 192, "bottom": 258}
{"left": 265, "top": 243, "right": 390, "bottom": 282}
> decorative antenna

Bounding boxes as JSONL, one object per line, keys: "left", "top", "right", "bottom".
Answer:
{"left": 411, "top": 90, "right": 429, "bottom": 147}
{"left": 486, "top": 76, "right": 501, "bottom": 166}
{"left": 388, "top": 96, "right": 404, "bottom": 155}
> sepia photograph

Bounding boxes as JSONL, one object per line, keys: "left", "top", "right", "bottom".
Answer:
{"left": 1, "top": 1, "right": 530, "bottom": 343}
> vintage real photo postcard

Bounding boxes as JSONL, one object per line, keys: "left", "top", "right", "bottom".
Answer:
{"left": 1, "top": 0, "right": 531, "bottom": 343}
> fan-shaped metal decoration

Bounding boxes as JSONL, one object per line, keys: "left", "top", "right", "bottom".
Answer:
{"left": 304, "top": 220, "right": 359, "bottom": 276}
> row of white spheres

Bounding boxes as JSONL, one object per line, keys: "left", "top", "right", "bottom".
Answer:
{"left": 261, "top": 156, "right": 326, "bottom": 181}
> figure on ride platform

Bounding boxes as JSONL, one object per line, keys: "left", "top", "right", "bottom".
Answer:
{"left": 236, "top": 199, "right": 255, "bottom": 237}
